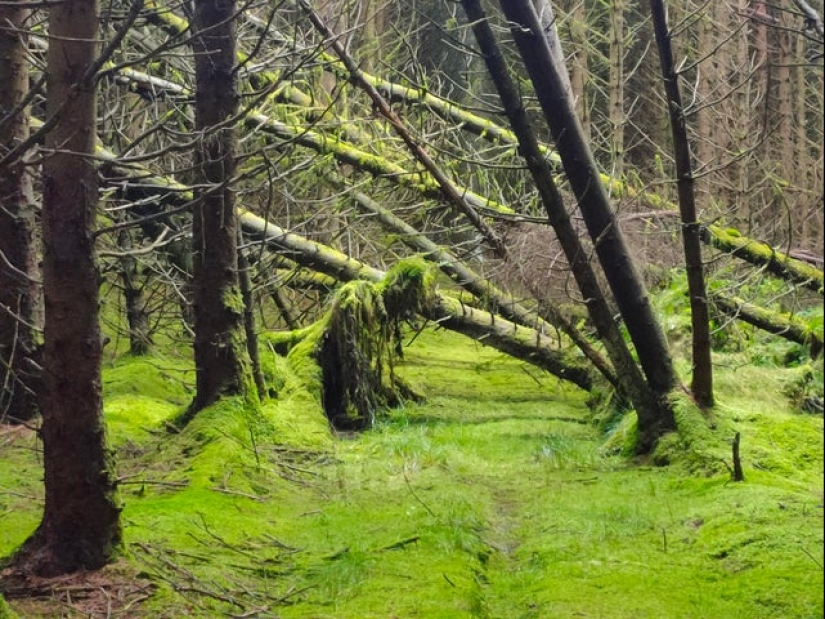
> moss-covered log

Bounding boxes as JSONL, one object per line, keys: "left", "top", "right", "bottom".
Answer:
{"left": 38, "top": 23, "right": 825, "bottom": 301}
{"left": 429, "top": 295, "right": 595, "bottom": 391}
{"left": 316, "top": 265, "right": 432, "bottom": 430}
{"left": 349, "top": 188, "right": 619, "bottom": 389}
{"left": 702, "top": 225, "right": 824, "bottom": 295}
{"left": 241, "top": 210, "right": 597, "bottom": 392}
{"left": 711, "top": 292, "right": 823, "bottom": 357}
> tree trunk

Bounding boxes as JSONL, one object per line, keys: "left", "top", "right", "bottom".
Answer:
{"left": 650, "top": 0, "right": 714, "bottom": 407}
{"left": 237, "top": 234, "right": 266, "bottom": 399}
{"left": 461, "top": 0, "right": 661, "bottom": 419}
{"left": 497, "top": 0, "right": 677, "bottom": 448}
{"left": 118, "top": 229, "right": 152, "bottom": 355}
{"left": 0, "top": 2, "right": 39, "bottom": 424}
{"left": 14, "top": 0, "right": 121, "bottom": 576}
{"left": 608, "top": 0, "right": 626, "bottom": 177}
{"left": 561, "top": 0, "right": 591, "bottom": 139}
{"left": 188, "top": 0, "right": 254, "bottom": 415}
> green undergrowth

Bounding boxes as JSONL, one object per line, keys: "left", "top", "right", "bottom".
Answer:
{"left": 1, "top": 326, "right": 822, "bottom": 618}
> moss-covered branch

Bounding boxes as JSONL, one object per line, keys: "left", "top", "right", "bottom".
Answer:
{"left": 112, "top": 7, "right": 825, "bottom": 299}
{"left": 138, "top": 1, "right": 516, "bottom": 220}
{"left": 348, "top": 188, "right": 619, "bottom": 389}
{"left": 702, "top": 225, "right": 824, "bottom": 295}
{"left": 302, "top": 3, "right": 507, "bottom": 257}
{"left": 711, "top": 292, "right": 823, "bottom": 356}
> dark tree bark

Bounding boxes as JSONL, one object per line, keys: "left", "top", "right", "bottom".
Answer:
{"left": 13, "top": 0, "right": 121, "bottom": 575}
{"left": 496, "top": 0, "right": 677, "bottom": 449}
{"left": 732, "top": 432, "right": 744, "bottom": 482}
{"left": 650, "top": 0, "right": 714, "bottom": 408}
{"left": 188, "top": 0, "right": 254, "bottom": 415}
{"left": 0, "top": 2, "right": 39, "bottom": 424}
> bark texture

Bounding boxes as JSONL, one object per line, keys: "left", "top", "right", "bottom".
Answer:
{"left": 0, "top": 2, "right": 39, "bottom": 423}
{"left": 118, "top": 230, "right": 151, "bottom": 355}
{"left": 189, "top": 0, "right": 253, "bottom": 415}
{"left": 15, "top": 0, "right": 121, "bottom": 575}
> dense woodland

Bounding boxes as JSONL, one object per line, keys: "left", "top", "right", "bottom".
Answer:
{"left": 0, "top": 0, "right": 823, "bottom": 617}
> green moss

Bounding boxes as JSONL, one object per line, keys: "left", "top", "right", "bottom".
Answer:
{"left": 0, "top": 595, "right": 18, "bottom": 619}
{"left": 222, "top": 286, "right": 245, "bottom": 316}
{"left": 601, "top": 413, "right": 638, "bottom": 457}
{"left": 2, "top": 322, "right": 822, "bottom": 618}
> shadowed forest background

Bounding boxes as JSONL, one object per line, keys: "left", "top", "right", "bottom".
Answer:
{"left": 0, "top": 0, "right": 822, "bottom": 617}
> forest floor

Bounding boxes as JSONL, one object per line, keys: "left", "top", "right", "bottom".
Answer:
{"left": 1, "top": 327, "right": 823, "bottom": 618}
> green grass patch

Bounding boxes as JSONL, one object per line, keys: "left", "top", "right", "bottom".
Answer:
{"left": 2, "top": 326, "right": 822, "bottom": 618}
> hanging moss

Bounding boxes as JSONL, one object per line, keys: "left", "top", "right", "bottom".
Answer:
{"left": 319, "top": 259, "right": 431, "bottom": 431}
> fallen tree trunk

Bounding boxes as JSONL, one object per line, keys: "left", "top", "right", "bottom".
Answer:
{"left": 301, "top": 2, "right": 506, "bottom": 257}
{"left": 346, "top": 188, "right": 620, "bottom": 389}
{"left": 239, "top": 210, "right": 598, "bottom": 392}
{"left": 72, "top": 124, "right": 598, "bottom": 393}
{"left": 34, "top": 21, "right": 825, "bottom": 297}
{"left": 132, "top": 5, "right": 517, "bottom": 220}
{"left": 701, "top": 225, "right": 824, "bottom": 295}
{"left": 711, "top": 292, "right": 823, "bottom": 357}
{"left": 49, "top": 46, "right": 823, "bottom": 301}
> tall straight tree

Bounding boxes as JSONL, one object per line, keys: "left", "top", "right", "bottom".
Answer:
{"left": 13, "top": 0, "right": 122, "bottom": 574}
{"left": 188, "top": 0, "right": 256, "bottom": 416}
{"left": 650, "top": 0, "right": 713, "bottom": 408}
{"left": 496, "top": 0, "right": 678, "bottom": 444}
{"left": 0, "top": 1, "right": 39, "bottom": 424}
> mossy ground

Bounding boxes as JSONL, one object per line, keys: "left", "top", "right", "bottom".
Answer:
{"left": 1, "top": 327, "right": 823, "bottom": 618}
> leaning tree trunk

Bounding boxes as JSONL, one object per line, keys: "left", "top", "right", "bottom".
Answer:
{"left": 0, "top": 2, "right": 39, "bottom": 424}
{"left": 13, "top": 0, "right": 121, "bottom": 575}
{"left": 497, "top": 0, "right": 677, "bottom": 449}
{"left": 461, "top": 0, "right": 663, "bottom": 437}
{"left": 650, "top": 0, "right": 714, "bottom": 407}
{"left": 188, "top": 0, "right": 255, "bottom": 416}
{"left": 346, "top": 187, "right": 621, "bottom": 390}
